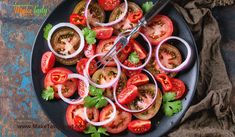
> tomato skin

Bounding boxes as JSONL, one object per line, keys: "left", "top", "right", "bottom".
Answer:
{"left": 128, "top": 10, "right": 143, "bottom": 23}
{"left": 128, "top": 120, "right": 151, "bottom": 134}
{"left": 165, "top": 78, "right": 186, "bottom": 99}
{"left": 93, "top": 27, "right": 113, "bottom": 40}
{"left": 100, "top": 104, "right": 132, "bottom": 134}
{"left": 76, "top": 58, "right": 97, "bottom": 75}
{"left": 156, "top": 74, "right": 173, "bottom": 91}
{"left": 73, "top": 116, "right": 86, "bottom": 132}
{"left": 44, "top": 68, "right": 77, "bottom": 99}
{"left": 127, "top": 73, "right": 149, "bottom": 86}
{"left": 84, "top": 44, "right": 96, "bottom": 58}
{"left": 131, "top": 39, "right": 147, "bottom": 60}
{"left": 70, "top": 14, "right": 86, "bottom": 25}
{"left": 141, "top": 15, "right": 173, "bottom": 45}
{"left": 123, "top": 60, "right": 142, "bottom": 77}
{"left": 98, "top": 0, "right": 120, "bottom": 11}
{"left": 50, "top": 71, "right": 68, "bottom": 84}
{"left": 41, "top": 51, "right": 55, "bottom": 74}
{"left": 118, "top": 85, "right": 139, "bottom": 105}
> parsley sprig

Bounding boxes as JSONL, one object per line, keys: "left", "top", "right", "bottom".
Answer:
{"left": 84, "top": 126, "right": 109, "bottom": 137}
{"left": 84, "top": 86, "right": 108, "bottom": 109}
{"left": 82, "top": 27, "right": 97, "bottom": 45}
{"left": 41, "top": 87, "right": 54, "bottom": 101}
{"left": 162, "top": 92, "right": 182, "bottom": 117}
{"left": 142, "top": 1, "right": 154, "bottom": 13}
{"left": 128, "top": 52, "right": 140, "bottom": 64}
{"left": 43, "top": 23, "right": 53, "bottom": 40}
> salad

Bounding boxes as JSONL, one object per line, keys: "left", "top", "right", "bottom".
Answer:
{"left": 40, "top": 0, "right": 192, "bottom": 136}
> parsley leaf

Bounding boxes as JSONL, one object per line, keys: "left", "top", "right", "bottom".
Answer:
{"left": 163, "top": 92, "right": 176, "bottom": 103}
{"left": 128, "top": 52, "right": 140, "bottom": 64}
{"left": 98, "top": 127, "right": 109, "bottom": 136}
{"left": 95, "top": 97, "right": 108, "bottom": 109}
{"left": 84, "top": 125, "right": 97, "bottom": 134}
{"left": 43, "top": 23, "right": 53, "bottom": 40}
{"left": 142, "top": 1, "right": 154, "bottom": 13}
{"left": 82, "top": 27, "right": 97, "bottom": 45}
{"left": 41, "top": 87, "right": 54, "bottom": 101}
{"left": 84, "top": 96, "right": 99, "bottom": 108}
{"left": 84, "top": 126, "right": 109, "bottom": 137}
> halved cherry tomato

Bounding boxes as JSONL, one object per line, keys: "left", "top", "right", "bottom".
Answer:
{"left": 118, "top": 85, "right": 139, "bottom": 105}
{"left": 50, "top": 71, "right": 68, "bottom": 84}
{"left": 98, "top": 0, "right": 120, "bottom": 11}
{"left": 165, "top": 78, "right": 186, "bottom": 99}
{"left": 84, "top": 44, "right": 96, "bottom": 58}
{"left": 76, "top": 58, "right": 97, "bottom": 75}
{"left": 127, "top": 73, "right": 149, "bottom": 86}
{"left": 156, "top": 74, "right": 173, "bottom": 91}
{"left": 128, "top": 120, "right": 151, "bottom": 134}
{"left": 123, "top": 60, "right": 142, "bottom": 77}
{"left": 128, "top": 10, "right": 143, "bottom": 23}
{"left": 66, "top": 104, "right": 99, "bottom": 132}
{"left": 44, "top": 68, "right": 77, "bottom": 99}
{"left": 141, "top": 15, "right": 173, "bottom": 45}
{"left": 131, "top": 39, "right": 147, "bottom": 60}
{"left": 93, "top": 27, "right": 113, "bottom": 40}
{"left": 70, "top": 14, "right": 86, "bottom": 25}
{"left": 41, "top": 51, "right": 55, "bottom": 74}
{"left": 100, "top": 104, "right": 132, "bottom": 134}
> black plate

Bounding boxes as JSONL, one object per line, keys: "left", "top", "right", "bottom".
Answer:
{"left": 31, "top": 0, "right": 199, "bottom": 137}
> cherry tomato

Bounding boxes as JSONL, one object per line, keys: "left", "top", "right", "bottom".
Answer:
{"left": 128, "top": 10, "right": 143, "bottom": 23}
{"left": 84, "top": 44, "right": 96, "bottom": 58}
{"left": 70, "top": 14, "right": 86, "bottom": 25}
{"left": 44, "top": 68, "right": 77, "bottom": 99}
{"left": 100, "top": 104, "right": 132, "bottom": 134}
{"left": 98, "top": 0, "right": 120, "bottom": 11}
{"left": 141, "top": 15, "right": 173, "bottom": 45}
{"left": 50, "top": 71, "right": 68, "bottom": 84}
{"left": 165, "top": 78, "right": 186, "bottom": 99}
{"left": 118, "top": 85, "right": 139, "bottom": 105}
{"left": 127, "top": 73, "right": 149, "bottom": 86}
{"left": 131, "top": 39, "right": 147, "bottom": 60}
{"left": 76, "top": 58, "right": 97, "bottom": 75}
{"left": 127, "top": 120, "right": 151, "bottom": 134}
{"left": 93, "top": 27, "right": 113, "bottom": 40}
{"left": 41, "top": 51, "right": 55, "bottom": 74}
{"left": 123, "top": 60, "right": 142, "bottom": 77}
{"left": 156, "top": 74, "right": 173, "bottom": 91}
{"left": 66, "top": 104, "right": 99, "bottom": 132}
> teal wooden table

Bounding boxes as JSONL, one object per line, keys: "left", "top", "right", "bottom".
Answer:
{"left": 0, "top": 0, "right": 234, "bottom": 136}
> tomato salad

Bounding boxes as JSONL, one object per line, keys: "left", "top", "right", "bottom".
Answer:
{"left": 41, "top": 0, "right": 192, "bottom": 136}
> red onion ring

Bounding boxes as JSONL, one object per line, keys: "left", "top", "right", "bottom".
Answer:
{"left": 155, "top": 36, "right": 192, "bottom": 72}
{"left": 83, "top": 97, "right": 116, "bottom": 126}
{"left": 84, "top": 53, "right": 121, "bottom": 89}
{"left": 115, "top": 30, "right": 152, "bottom": 70}
{"left": 47, "top": 23, "right": 85, "bottom": 59}
{"left": 84, "top": 0, "right": 128, "bottom": 27}
{"left": 113, "top": 69, "right": 158, "bottom": 113}
{"left": 58, "top": 74, "right": 89, "bottom": 104}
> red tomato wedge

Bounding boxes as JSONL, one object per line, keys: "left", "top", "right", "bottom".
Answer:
{"left": 98, "top": 0, "right": 120, "bottom": 11}
{"left": 76, "top": 58, "right": 97, "bottom": 75}
{"left": 165, "top": 78, "right": 186, "bottom": 99}
{"left": 156, "top": 74, "right": 173, "bottom": 91}
{"left": 41, "top": 51, "right": 55, "bottom": 74}
{"left": 128, "top": 10, "right": 143, "bottom": 23}
{"left": 84, "top": 44, "right": 96, "bottom": 58}
{"left": 100, "top": 104, "right": 132, "bottom": 134}
{"left": 50, "top": 71, "right": 68, "bottom": 84}
{"left": 117, "top": 85, "right": 139, "bottom": 105}
{"left": 123, "top": 60, "right": 142, "bottom": 77}
{"left": 128, "top": 120, "right": 151, "bottom": 134}
{"left": 127, "top": 73, "right": 149, "bottom": 86}
{"left": 93, "top": 27, "right": 113, "bottom": 40}
{"left": 70, "top": 14, "right": 86, "bottom": 25}
{"left": 131, "top": 39, "right": 147, "bottom": 60}
{"left": 141, "top": 15, "right": 173, "bottom": 45}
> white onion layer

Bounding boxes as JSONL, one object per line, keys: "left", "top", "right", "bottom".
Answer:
{"left": 83, "top": 97, "right": 116, "bottom": 126}
{"left": 58, "top": 74, "right": 89, "bottom": 104}
{"left": 155, "top": 36, "right": 192, "bottom": 72}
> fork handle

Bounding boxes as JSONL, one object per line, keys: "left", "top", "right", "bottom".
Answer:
{"left": 142, "top": 0, "right": 171, "bottom": 23}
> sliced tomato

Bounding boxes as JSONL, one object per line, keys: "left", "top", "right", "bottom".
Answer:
{"left": 44, "top": 68, "right": 77, "bottom": 99}
{"left": 131, "top": 39, "right": 147, "bottom": 60}
{"left": 156, "top": 74, "right": 173, "bottom": 91}
{"left": 127, "top": 73, "right": 149, "bottom": 86}
{"left": 76, "top": 58, "right": 97, "bottom": 75}
{"left": 41, "top": 51, "right": 55, "bottom": 74}
{"left": 100, "top": 104, "right": 132, "bottom": 134}
{"left": 118, "top": 85, "right": 139, "bottom": 105}
{"left": 92, "top": 67, "right": 117, "bottom": 85}
{"left": 165, "top": 78, "right": 186, "bottom": 99}
{"left": 93, "top": 27, "right": 113, "bottom": 40}
{"left": 50, "top": 71, "right": 68, "bottom": 84}
{"left": 123, "top": 60, "right": 142, "bottom": 77}
{"left": 96, "top": 37, "right": 117, "bottom": 66}
{"left": 141, "top": 15, "right": 173, "bottom": 45}
{"left": 116, "top": 42, "right": 133, "bottom": 63}
{"left": 98, "top": 0, "right": 120, "bottom": 11}
{"left": 128, "top": 10, "right": 143, "bottom": 23}
{"left": 66, "top": 104, "right": 99, "bottom": 132}
{"left": 77, "top": 80, "right": 86, "bottom": 97}
{"left": 70, "top": 14, "right": 86, "bottom": 25}
{"left": 128, "top": 120, "right": 151, "bottom": 134}
{"left": 84, "top": 44, "right": 96, "bottom": 58}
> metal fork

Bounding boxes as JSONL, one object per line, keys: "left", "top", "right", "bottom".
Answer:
{"left": 96, "top": 0, "right": 171, "bottom": 69}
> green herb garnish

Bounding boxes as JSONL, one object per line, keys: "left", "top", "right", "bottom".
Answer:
{"left": 162, "top": 92, "right": 182, "bottom": 117}
{"left": 82, "top": 27, "right": 97, "bottom": 45}
{"left": 41, "top": 87, "right": 54, "bottom": 101}
{"left": 84, "top": 125, "right": 109, "bottom": 137}
{"left": 43, "top": 23, "right": 53, "bottom": 40}
{"left": 128, "top": 52, "right": 140, "bottom": 64}
{"left": 142, "top": 1, "right": 154, "bottom": 13}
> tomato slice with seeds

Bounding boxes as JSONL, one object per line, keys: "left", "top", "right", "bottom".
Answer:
{"left": 84, "top": 44, "right": 96, "bottom": 58}
{"left": 117, "top": 85, "right": 139, "bottom": 105}
{"left": 156, "top": 74, "right": 173, "bottom": 91}
{"left": 41, "top": 51, "right": 55, "bottom": 74}
{"left": 128, "top": 120, "right": 151, "bottom": 134}
{"left": 92, "top": 67, "right": 118, "bottom": 85}
{"left": 50, "top": 71, "right": 68, "bottom": 84}
{"left": 123, "top": 60, "right": 142, "bottom": 77}
{"left": 70, "top": 14, "right": 86, "bottom": 25}
{"left": 98, "top": 0, "right": 120, "bottom": 11}
{"left": 127, "top": 73, "right": 149, "bottom": 86}
{"left": 131, "top": 39, "right": 147, "bottom": 60}
{"left": 128, "top": 10, "right": 143, "bottom": 23}
{"left": 76, "top": 58, "right": 97, "bottom": 75}
{"left": 73, "top": 116, "right": 86, "bottom": 132}
{"left": 93, "top": 27, "right": 113, "bottom": 40}
{"left": 165, "top": 78, "right": 186, "bottom": 99}
{"left": 100, "top": 104, "right": 132, "bottom": 134}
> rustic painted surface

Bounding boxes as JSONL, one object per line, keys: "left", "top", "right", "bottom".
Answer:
{"left": 0, "top": 0, "right": 234, "bottom": 137}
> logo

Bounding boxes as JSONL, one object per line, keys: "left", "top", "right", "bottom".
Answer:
{"left": 13, "top": 4, "right": 48, "bottom": 17}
